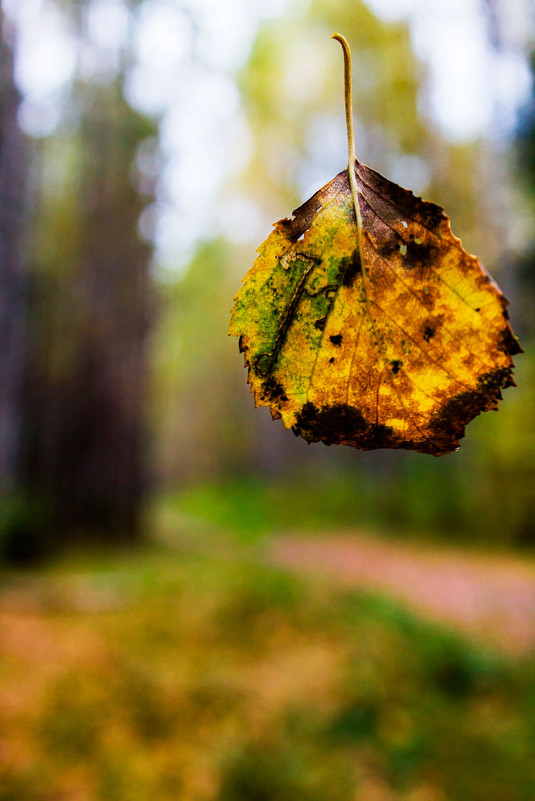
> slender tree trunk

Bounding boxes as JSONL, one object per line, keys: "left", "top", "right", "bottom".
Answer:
{"left": 58, "top": 83, "right": 153, "bottom": 539}
{"left": 24, "top": 78, "right": 154, "bottom": 545}
{"left": 0, "top": 14, "right": 28, "bottom": 492}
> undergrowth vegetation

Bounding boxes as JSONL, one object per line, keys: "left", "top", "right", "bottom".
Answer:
{"left": 1, "top": 541, "right": 535, "bottom": 801}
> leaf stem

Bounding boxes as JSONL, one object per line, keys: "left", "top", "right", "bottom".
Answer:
{"left": 332, "top": 33, "right": 362, "bottom": 237}
{"left": 332, "top": 33, "right": 368, "bottom": 301}
{"left": 331, "top": 34, "right": 355, "bottom": 166}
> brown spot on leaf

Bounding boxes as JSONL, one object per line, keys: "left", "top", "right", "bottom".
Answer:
{"left": 341, "top": 249, "right": 362, "bottom": 287}
{"left": 403, "top": 239, "right": 438, "bottom": 270}
{"left": 293, "top": 402, "right": 396, "bottom": 449}
{"left": 423, "top": 326, "right": 435, "bottom": 342}
{"left": 261, "top": 376, "right": 288, "bottom": 405}
{"left": 374, "top": 236, "right": 399, "bottom": 259}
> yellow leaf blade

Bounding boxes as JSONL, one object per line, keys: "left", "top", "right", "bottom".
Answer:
{"left": 229, "top": 161, "right": 521, "bottom": 456}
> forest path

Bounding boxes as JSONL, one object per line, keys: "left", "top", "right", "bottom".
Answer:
{"left": 268, "top": 534, "right": 535, "bottom": 655}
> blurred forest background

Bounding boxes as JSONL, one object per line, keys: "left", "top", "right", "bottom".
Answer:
{"left": 1, "top": 0, "right": 535, "bottom": 799}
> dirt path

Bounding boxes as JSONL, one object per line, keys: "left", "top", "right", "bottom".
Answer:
{"left": 269, "top": 534, "right": 535, "bottom": 655}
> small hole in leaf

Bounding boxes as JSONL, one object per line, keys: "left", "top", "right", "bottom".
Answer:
{"left": 399, "top": 244, "right": 407, "bottom": 256}
{"left": 402, "top": 220, "right": 408, "bottom": 229}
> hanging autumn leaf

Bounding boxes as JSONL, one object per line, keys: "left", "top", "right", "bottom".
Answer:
{"left": 229, "top": 34, "right": 521, "bottom": 456}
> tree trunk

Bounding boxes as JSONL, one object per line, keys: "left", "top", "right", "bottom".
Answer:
{"left": 23, "top": 78, "right": 155, "bottom": 548}
{"left": 0, "top": 14, "right": 28, "bottom": 492}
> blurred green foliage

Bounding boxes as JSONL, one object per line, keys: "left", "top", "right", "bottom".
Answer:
{"left": 1, "top": 544, "right": 535, "bottom": 801}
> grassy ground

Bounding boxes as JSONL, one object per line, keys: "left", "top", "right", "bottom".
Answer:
{"left": 1, "top": 522, "right": 535, "bottom": 801}
{"left": 160, "top": 470, "right": 534, "bottom": 550}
